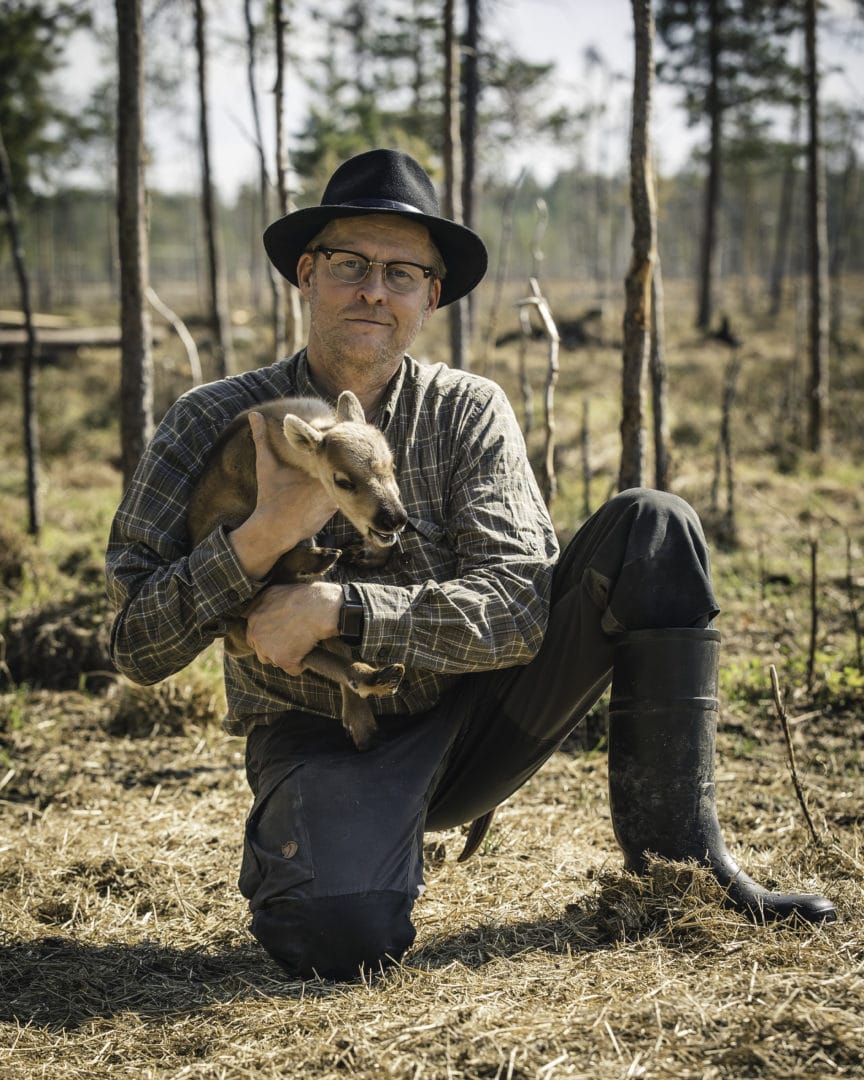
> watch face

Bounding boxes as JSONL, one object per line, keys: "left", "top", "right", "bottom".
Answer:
{"left": 340, "top": 602, "right": 364, "bottom": 642}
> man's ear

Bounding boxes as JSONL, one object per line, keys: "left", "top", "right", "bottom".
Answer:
{"left": 283, "top": 414, "right": 323, "bottom": 454}
{"left": 424, "top": 277, "right": 442, "bottom": 320}
{"left": 296, "top": 251, "right": 315, "bottom": 294}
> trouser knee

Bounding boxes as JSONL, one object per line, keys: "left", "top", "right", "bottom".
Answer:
{"left": 250, "top": 890, "right": 417, "bottom": 981}
{"left": 607, "top": 486, "right": 699, "bottom": 525}
{"left": 553, "top": 486, "right": 718, "bottom": 631}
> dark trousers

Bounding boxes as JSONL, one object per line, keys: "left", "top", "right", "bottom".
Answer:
{"left": 240, "top": 489, "right": 719, "bottom": 978}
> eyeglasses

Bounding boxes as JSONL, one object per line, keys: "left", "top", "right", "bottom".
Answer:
{"left": 311, "top": 247, "right": 436, "bottom": 294}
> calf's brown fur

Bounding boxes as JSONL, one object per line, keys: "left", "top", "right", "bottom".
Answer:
{"left": 187, "top": 391, "right": 407, "bottom": 750}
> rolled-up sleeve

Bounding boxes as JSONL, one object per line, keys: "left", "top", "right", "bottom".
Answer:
{"left": 106, "top": 395, "right": 264, "bottom": 685}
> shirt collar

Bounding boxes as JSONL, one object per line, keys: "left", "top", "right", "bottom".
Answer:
{"left": 292, "top": 349, "right": 407, "bottom": 432}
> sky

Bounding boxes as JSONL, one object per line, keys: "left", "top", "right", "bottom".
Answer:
{"left": 64, "top": 0, "right": 864, "bottom": 200}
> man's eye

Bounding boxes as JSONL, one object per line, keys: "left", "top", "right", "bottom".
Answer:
{"left": 339, "top": 257, "right": 365, "bottom": 272}
{"left": 334, "top": 475, "right": 357, "bottom": 492}
{"left": 388, "top": 265, "right": 413, "bottom": 281}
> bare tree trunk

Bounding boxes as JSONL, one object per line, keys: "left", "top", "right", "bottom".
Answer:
{"left": 243, "top": 0, "right": 263, "bottom": 314}
{"left": 461, "top": 0, "right": 480, "bottom": 338}
{"left": 116, "top": 0, "right": 153, "bottom": 490}
{"left": 194, "top": 0, "right": 234, "bottom": 378}
{"left": 244, "top": 0, "right": 285, "bottom": 357}
{"left": 697, "top": 0, "right": 721, "bottom": 331}
{"left": 273, "top": 0, "right": 304, "bottom": 356}
{"left": 581, "top": 397, "right": 592, "bottom": 519}
{"left": 710, "top": 348, "right": 741, "bottom": 545}
{"left": 535, "top": 282, "right": 560, "bottom": 507}
{"left": 619, "top": 0, "right": 656, "bottom": 491}
{"left": 829, "top": 143, "right": 858, "bottom": 349}
{"left": 738, "top": 168, "right": 753, "bottom": 315}
{"left": 805, "top": 0, "right": 829, "bottom": 453}
{"left": 650, "top": 260, "right": 671, "bottom": 490}
{"left": 443, "top": 0, "right": 467, "bottom": 370}
{"left": 478, "top": 171, "right": 524, "bottom": 375}
{"left": 0, "top": 124, "right": 42, "bottom": 535}
{"left": 769, "top": 110, "right": 800, "bottom": 318}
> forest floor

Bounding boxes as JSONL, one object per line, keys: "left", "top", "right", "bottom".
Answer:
{"left": 0, "top": 279, "right": 862, "bottom": 1078}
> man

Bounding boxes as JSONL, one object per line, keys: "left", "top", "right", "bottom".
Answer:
{"left": 106, "top": 149, "right": 835, "bottom": 981}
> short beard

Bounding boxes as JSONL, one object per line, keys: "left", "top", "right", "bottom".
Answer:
{"left": 306, "top": 273, "right": 431, "bottom": 374}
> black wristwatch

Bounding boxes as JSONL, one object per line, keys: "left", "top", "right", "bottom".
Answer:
{"left": 338, "top": 584, "right": 365, "bottom": 646}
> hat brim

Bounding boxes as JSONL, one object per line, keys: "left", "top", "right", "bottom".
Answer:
{"left": 263, "top": 205, "right": 487, "bottom": 307}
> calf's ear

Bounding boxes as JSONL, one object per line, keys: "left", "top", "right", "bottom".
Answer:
{"left": 282, "top": 414, "right": 324, "bottom": 454}
{"left": 335, "top": 390, "right": 366, "bottom": 424}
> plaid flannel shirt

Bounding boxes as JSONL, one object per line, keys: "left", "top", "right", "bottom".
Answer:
{"left": 106, "top": 350, "right": 559, "bottom": 734}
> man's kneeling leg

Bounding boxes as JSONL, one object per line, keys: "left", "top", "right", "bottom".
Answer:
{"left": 239, "top": 716, "right": 460, "bottom": 980}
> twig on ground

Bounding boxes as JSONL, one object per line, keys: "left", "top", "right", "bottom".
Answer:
{"left": 769, "top": 664, "right": 821, "bottom": 847}
{"left": 807, "top": 537, "right": 819, "bottom": 694}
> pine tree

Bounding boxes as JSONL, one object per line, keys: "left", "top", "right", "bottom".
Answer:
{"left": 656, "top": 0, "right": 805, "bottom": 329}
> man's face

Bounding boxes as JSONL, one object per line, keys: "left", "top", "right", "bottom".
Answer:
{"left": 296, "top": 215, "right": 442, "bottom": 377}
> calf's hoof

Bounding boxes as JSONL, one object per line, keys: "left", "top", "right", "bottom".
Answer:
{"left": 349, "top": 663, "right": 405, "bottom": 697}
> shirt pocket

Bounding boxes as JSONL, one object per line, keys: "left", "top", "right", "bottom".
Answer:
{"left": 238, "top": 762, "right": 316, "bottom": 908}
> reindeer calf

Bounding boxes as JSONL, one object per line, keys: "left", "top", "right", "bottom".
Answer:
{"left": 187, "top": 391, "right": 407, "bottom": 750}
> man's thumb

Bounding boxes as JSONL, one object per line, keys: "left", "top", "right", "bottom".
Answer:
{"left": 247, "top": 410, "right": 265, "bottom": 441}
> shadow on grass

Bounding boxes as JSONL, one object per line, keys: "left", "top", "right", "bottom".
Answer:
{"left": 0, "top": 935, "right": 330, "bottom": 1029}
{"left": 0, "top": 916, "right": 616, "bottom": 1031}
{"left": 0, "top": 867, "right": 741, "bottom": 1029}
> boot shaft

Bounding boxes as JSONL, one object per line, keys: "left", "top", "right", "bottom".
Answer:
{"left": 608, "top": 628, "right": 724, "bottom": 867}
{"left": 610, "top": 628, "right": 720, "bottom": 711}
{"left": 605, "top": 627, "right": 837, "bottom": 923}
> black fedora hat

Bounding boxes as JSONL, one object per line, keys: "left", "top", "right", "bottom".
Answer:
{"left": 263, "top": 149, "right": 488, "bottom": 307}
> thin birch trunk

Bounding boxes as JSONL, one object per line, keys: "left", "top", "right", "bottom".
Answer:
{"left": 0, "top": 124, "right": 42, "bottom": 535}
{"left": 244, "top": 0, "right": 285, "bottom": 358}
{"left": 650, "top": 260, "right": 671, "bottom": 491}
{"left": 194, "top": 0, "right": 234, "bottom": 378}
{"left": 273, "top": 0, "right": 303, "bottom": 356}
{"left": 697, "top": 0, "right": 721, "bottom": 331}
{"left": 116, "top": 0, "right": 153, "bottom": 490}
{"left": 805, "top": 0, "right": 829, "bottom": 453}
{"left": 443, "top": 0, "right": 466, "bottom": 370}
{"left": 619, "top": 0, "right": 656, "bottom": 491}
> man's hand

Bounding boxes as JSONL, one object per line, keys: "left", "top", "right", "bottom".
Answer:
{"left": 245, "top": 581, "right": 343, "bottom": 674}
{"left": 228, "top": 411, "right": 338, "bottom": 580}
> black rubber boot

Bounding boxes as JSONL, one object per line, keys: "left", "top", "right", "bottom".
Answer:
{"left": 608, "top": 628, "right": 836, "bottom": 924}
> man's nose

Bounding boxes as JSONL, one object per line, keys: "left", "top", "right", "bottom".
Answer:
{"left": 354, "top": 264, "right": 389, "bottom": 302}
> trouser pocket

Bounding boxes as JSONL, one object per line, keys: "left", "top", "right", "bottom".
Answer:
{"left": 239, "top": 762, "right": 315, "bottom": 908}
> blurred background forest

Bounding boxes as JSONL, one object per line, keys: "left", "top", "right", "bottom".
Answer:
{"left": 2, "top": 0, "right": 863, "bottom": 356}
{"left": 2, "top": 7, "right": 864, "bottom": 1074}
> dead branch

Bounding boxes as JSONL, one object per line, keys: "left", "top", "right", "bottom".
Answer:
{"left": 710, "top": 348, "right": 742, "bottom": 542}
{"left": 146, "top": 287, "right": 202, "bottom": 386}
{"left": 769, "top": 664, "right": 821, "bottom": 847}
{"left": 517, "top": 280, "right": 560, "bottom": 506}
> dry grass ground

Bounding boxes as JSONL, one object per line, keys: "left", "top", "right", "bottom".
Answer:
{"left": 1, "top": 278, "right": 862, "bottom": 1078}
